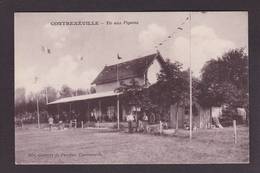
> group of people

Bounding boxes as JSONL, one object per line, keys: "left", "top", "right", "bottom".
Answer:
{"left": 90, "top": 111, "right": 117, "bottom": 122}
{"left": 47, "top": 109, "right": 151, "bottom": 132}
{"left": 47, "top": 110, "right": 79, "bottom": 131}
{"left": 126, "top": 111, "right": 148, "bottom": 133}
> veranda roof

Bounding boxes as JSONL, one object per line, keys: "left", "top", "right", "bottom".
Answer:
{"left": 47, "top": 91, "right": 118, "bottom": 105}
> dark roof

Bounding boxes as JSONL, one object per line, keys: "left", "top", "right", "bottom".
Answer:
{"left": 92, "top": 53, "right": 164, "bottom": 85}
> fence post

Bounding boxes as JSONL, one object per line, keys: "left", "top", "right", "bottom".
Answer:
{"left": 233, "top": 120, "right": 237, "bottom": 144}
{"left": 81, "top": 121, "right": 83, "bottom": 129}
{"left": 159, "top": 121, "right": 162, "bottom": 134}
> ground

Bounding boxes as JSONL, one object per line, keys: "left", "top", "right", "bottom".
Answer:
{"left": 15, "top": 124, "right": 249, "bottom": 164}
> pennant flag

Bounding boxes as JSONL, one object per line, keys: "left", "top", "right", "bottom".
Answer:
{"left": 41, "top": 46, "right": 51, "bottom": 54}
{"left": 117, "top": 53, "right": 122, "bottom": 60}
{"left": 177, "top": 27, "right": 183, "bottom": 30}
{"left": 34, "top": 76, "right": 38, "bottom": 84}
{"left": 41, "top": 46, "right": 46, "bottom": 52}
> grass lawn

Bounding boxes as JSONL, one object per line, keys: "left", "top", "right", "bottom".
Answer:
{"left": 15, "top": 124, "right": 249, "bottom": 164}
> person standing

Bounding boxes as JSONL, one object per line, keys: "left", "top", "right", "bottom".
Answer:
{"left": 90, "top": 111, "right": 95, "bottom": 122}
{"left": 48, "top": 116, "right": 54, "bottom": 131}
{"left": 126, "top": 111, "right": 134, "bottom": 133}
{"left": 142, "top": 112, "right": 148, "bottom": 132}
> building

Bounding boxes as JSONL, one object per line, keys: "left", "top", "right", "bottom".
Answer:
{"left": 47, "top": 52, "right": 165, "bottom": 126}
{"left": 48, "top": 51, "right": 215, "bottom": 129}
{"left": 169, "top": 102, "right": 212, "bottom": 129}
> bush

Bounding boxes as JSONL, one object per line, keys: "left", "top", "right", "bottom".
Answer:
{"left": 219, "top": 106, "right": 244, "bottom": 127}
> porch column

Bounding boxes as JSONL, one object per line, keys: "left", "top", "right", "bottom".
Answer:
{"left": 57, "top": 104, "right": 60, "bottom": 116}
{"left": 99, "top": 100, "right": 102, "bottom": 122}
{"left": 199, "top": 110, "right": 202, "bottom": 128}
{"left": 117, "top": 94, "right": 120, "bottom": 129}
{"left": 87, "top": 101, "right": 89, "bottom": 122}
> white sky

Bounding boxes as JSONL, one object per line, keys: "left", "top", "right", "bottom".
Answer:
{"left": 15, "top": 12, "right": 248, "bottom": 94}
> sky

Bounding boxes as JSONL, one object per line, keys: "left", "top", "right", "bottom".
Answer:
{"left": 15, "top": 12, "right": 248, "bottom": 94}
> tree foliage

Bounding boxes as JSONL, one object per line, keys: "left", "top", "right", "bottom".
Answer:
{"left": 150, "top": 59, "right": 191, "bottom": 109}
{"left": 59, "top": 85, "right": 74, "bottom": 98}
{"left": 78, "top": 88, "right": 89, "bottom": 95}
{"left": 199, "top": 48, "right": 248, "bottom": 109}
{"left": 45, "top": 86, "right": 58, "bottom": 103}
{"left": 115, "top": 79, "right": 157, "bottom": 114}
{"left": 90, "top": 86, "right": 96, "bottom": 94}
{"left": 115, "top": 59, "right": 190, "bottom": 121}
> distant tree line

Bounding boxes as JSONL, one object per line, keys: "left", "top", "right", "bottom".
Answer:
{"left": 15, "top": 85, "right": 96, "bottom": 121}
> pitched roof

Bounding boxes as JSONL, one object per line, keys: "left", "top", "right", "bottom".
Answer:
{"left": 92, "top": 53, "right": 164, "bottom": 85}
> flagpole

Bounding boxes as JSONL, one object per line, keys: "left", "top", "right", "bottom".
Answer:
{"left": 117, "top": 55, "right": 120, "bottom": 130}
{"left": 36, "top": 95, "right": 40, "bottom": 128}
{"left": 35, "top": 77, "right": 40, "bottom": 128}
{"left": 189, "top": 12, "right": 193, "bottom": 140}
{"left": 45, "top": 87, "right": 48, "bottom": 104}
{"left": 41, "top": 46, "right": 50, "bottom": 105}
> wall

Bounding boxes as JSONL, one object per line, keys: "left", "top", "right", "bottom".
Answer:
{"left": 169, "top": 104, "right": 184, "bottom": 129}
{"left": 147, "top": 58, "right": 162, "bottom": 85}
{"left": 94, "top": 77, "right": 145, "bottom": 93}
{"left": 169, "top": 103, "right": 211, "bottom": 129}
{"left": 198, "top": 107, "right": 211, "bottom": 128}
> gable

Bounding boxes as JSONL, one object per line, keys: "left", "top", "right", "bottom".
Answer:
{"left": 147, "top": 58, "right": 162, "bottom": 85}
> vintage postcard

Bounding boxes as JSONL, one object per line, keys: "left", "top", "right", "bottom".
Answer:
{"left": 14, "top": 12, "right": 249, "bottom": 164}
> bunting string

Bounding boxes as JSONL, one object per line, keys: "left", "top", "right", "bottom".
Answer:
{"left": 154, "top": 15, "right": 190, "bottom": 50}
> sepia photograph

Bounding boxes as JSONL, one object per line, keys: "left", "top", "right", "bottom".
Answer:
{"left": 14, "top": 12, "right": 249, "bottom": 164}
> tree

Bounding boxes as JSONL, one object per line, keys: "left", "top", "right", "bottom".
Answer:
{"left": 115, "top": 79, "right": 143, "bottom": 107}
{"left": 73, "top": 88, "right": 89, "bottom": 96}
{"left": 45, "top": 86, "right": 58, "bottom": 103}
{"left": 25, "top": 92, "right": 37, "bottom": 113}
{"left": 59, "top": 85, "right": 74, "bottom": 98}
{"left": 115, "top": 59, "right": 191, "bottom": 125}
{"left": 199, "top": 48, "right": 249, "bottom": 122}
{"left": 35, "top": 87, "right": 58, "bottom": 111}
{"left": 15, "top": 87, "right": 26, "bottom": 114}
{"left": 115, "top": 78, "right": 158, "bottom": 122}
{"left": 90, "top": 87, "right": 96, "bottom": 94}
{"left": 150, "top": 59, "right": 189, "bottom": 124}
